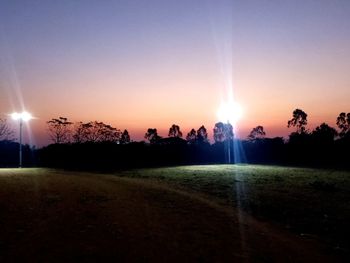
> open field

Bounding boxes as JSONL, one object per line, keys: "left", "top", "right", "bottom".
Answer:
{"left": 119, "top": 165, "right": 350, "bottom": 254}
{"left": 0, "top": 166, "right": 348, "bottom": 262}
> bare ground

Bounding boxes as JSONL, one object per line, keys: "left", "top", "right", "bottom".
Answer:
{"left": 0, "top": 169, "right": 343, "bottom": 262}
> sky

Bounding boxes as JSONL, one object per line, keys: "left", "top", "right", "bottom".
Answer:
{"left": 0, "top": 0, "right": 349, "bottom": 147}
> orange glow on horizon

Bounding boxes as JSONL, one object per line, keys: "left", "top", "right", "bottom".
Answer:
{"left": 1, "top": 1, "right": 349, "bottom": 147}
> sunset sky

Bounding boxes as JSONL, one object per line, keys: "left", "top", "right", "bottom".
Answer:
{"left": 1, "top": 0, "right": 349, "bottom": 147}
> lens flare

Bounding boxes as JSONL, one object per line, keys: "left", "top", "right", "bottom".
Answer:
{"left": 217, "top": 101, "right": 243, "bottom": 124}
{"left": 11, "top": 111, "right": 33, "bottom": 122}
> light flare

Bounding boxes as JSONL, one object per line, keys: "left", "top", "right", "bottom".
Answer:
{"left": 11, "top": 111, "right": 33, "bottom": 122}
{"left": 217, "top": 101, "right": 243, "bottom": 125}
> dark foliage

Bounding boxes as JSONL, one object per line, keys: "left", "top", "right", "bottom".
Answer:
{"left": 186, "top": 125, "right": 209, "bottom": 145}
{"left": 336, "top": 112, "right": 350, "bottom": 137}
{"left": 2, "top": 134, "right": 350, "bottom": 169}
{"left": 288, "top": 109, "right": 308, "bottom": 134}
{"left": 186, "top": 129, "right": 196, "bottom": 144}
{"left": 243, "top": 137, "right": 285, "bottom": 164}
{"left": 247, "top": 125, "right": 266, "bottom": 141}
{"left": 36, "top": 136, "right": 349, "bottom": 170}
{"left": 197, "top": 125, "right": 209, "bottom": 144}
{"left": 2, "top": 110, "right": 350, "bottom": 169}
{"left": 0, "top": 140, "right": 36, "bottom": 167}
{"left": 120, "top": 129, "right": 131, "bottom": 144}
{"left": 168, "top": 124, "right": 182, "bottom": 138}
{"left": 38, "top": 141, "right": 210, "bottom": 171}
{"left": 144, "top": 128, "right": 161, "bottom": 144}
{"left": 213, "top": 122, "right": 233, "bottom": 143}
{"left": 73, "top": 121, "right": 121, "bottom": 143}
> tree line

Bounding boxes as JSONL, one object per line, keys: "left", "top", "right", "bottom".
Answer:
{"left": 44, "top": 109, "right": 350, "bottom": 144}
{"left": 0, "top": 109, "right": 349, "bottom": 169}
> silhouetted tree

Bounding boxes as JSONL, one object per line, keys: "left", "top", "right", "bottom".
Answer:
{"left": 98, "top": 123, "right": 121, "bottom": 142}
{"left": 248, "top": 125, "right": 266, "bottom": 140}
{"left": 309, "top": 123, "right": 338, "bottom": 166}
{"left": 312, "top": 123, "right": 337, "bottom": 142}
{"left": 186, "top": 126, "right": 209, "bottom": 145}
{"left": 287, "top": 110, "right": 311, "bottom": 163}
{"left": 197, "top": 125, "right": 208, "bottom": 144}
{"left": 168, "top": 124, "right": 182, "bottom": 138}
{"left": 72, "top": 122, "right": 86, "bottom": 143}
{"left": 213, "top": 122, "right": 233, "bottom": 143}
{"left": 73, "top": 121, "right": 120, "bottom": 143}
{"left": 287, "top": 109, "right": 308, "bottom": 134}
{"left": 186, "top": 128, "right": 197, "bottom": 144}
{"left": 145, "top": 128, "right": 161, "bottom": 144}
{"left": 336, "top": 112, "right": 350, "bottom": 137}
{"left": 120, "top": 129, "right": 131, "bottom": 144}
{"left": 47, "top": 117, "right": 73, "bottom": 144}
{"left": 0, "top": 118, "right": 13, "bottom": 141}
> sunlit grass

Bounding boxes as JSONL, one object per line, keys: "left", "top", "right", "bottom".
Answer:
{"left": 0, "top": 168, "right": 44, "bottom": 175}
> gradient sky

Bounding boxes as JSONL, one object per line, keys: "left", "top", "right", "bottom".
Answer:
{"left": 1, "top": 0, "right": 349, "bottom": 147}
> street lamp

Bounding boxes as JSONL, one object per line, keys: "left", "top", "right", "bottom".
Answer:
{"left": 217, "top": 101, "right": 243, "bottom": 164}
{"left": 217, "top": 101, "right": 243, "bottom": 125}
{"left": 11, "top": 111, "right": 33, "bottom": 168}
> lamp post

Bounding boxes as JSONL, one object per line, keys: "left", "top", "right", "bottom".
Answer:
{"left": 227, "top": 120, "right": 231, "bottom": 164}
{"left": 217, "top": 101, "right": 242, "bottom": 164}
{"left": 11, "top": 111, "right": 32, "bottom": 168}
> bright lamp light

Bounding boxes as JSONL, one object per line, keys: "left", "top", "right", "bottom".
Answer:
{"left": 11, "top": 111, "right": 33, "bottom": 122}
{"left": 10, "top": 111, "right": 33, "bottom": 168}
{"left": 217, "top": 101, "right": 243, "bottom": 124}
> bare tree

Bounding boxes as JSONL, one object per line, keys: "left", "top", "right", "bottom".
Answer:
{"left": 72, "top": 122, "right": 86, "bottom": 143}
{"left": 0, "top": 118, "right": 14, "bottom": 141}
{"left": 47, "top": 117, "right": 73, "bottom": 144}
{"left": 248, "top": 125, "right": 266, "bottom": 140}
{"left": 336, "top": 112, "right": 350, "bottom": 137}
{"left": 168, "top": 124, "right": 182, "bottom": 138}
{"left": 99, "top": 123, "right": 121, "bottom": 142}
{"left": 73, "top": 121, "right": 120, "bottom": 143}
{"left": 287, "top": 109, "right": 308, "bottom": 134}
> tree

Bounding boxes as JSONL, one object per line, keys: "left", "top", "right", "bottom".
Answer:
{"left": 197, "top": 125, "right": 208, "bottom": 144}
{"left": 73, "top": 122, "right": 96, "bottom": 143}
{"left": 186, "top": 128, "right": 197, "bottom": 144}
{"left": 213, "top": 122, "right": 233, "bottom": 143}
{"left": 72, "top": 122, "right": 86, "bottom": 143}
{"left": 73, "top": 121, "right": 120, "bottom": 143}
{"left": 144, "top": 128, "right": 161, "bottom": 144}
{"left": 120, "top": 129, "right": 131, "bottom": 144}
{"left": 168, "top": 124, "right": 182, "bottom": 138}
{"left": 287, "top": 109, "right": 308, "bottom": 134}
{"left": 248, "top": 125, "right": 266, "bottom": 141}
{"left": 0, "top": 118, "right": 13, "bottom": 141}
{"left": 186, "top": 125, "right": 208, "bottom": 145}
{"left": 312, "top": 123, "right": 337, "bottom": 142}
{"left": 47, "top": 117, "right": 73, "bottom": 144}
{"left": 98, "top": 123, "right": 121, "bottom": 142}
{"left": 336, "top": 112, "right": 350, "bottom": 137}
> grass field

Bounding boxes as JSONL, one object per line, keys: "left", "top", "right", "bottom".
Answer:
{"left": 0, "top": 165, "right": 349, "bottom": 262}
{"left": 117, "top": 165, "right": 350, "bottom": 254}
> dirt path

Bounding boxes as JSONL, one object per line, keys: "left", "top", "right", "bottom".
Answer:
{"left": 0, "top": 169, "right": 342, "bottom": 262}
